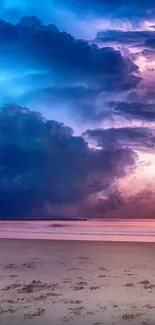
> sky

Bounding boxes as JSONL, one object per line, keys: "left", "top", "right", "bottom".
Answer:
{"left": 1, "top": 1, "right": 155, "bottom": 218}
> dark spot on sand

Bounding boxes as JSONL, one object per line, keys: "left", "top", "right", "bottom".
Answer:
{"left": 145, "top": 285, "right": 155, "bottom": 289}
{"left": 122, "top": 313, "right": 142, "bottom": 320}
{"left": 67, "top": 268, "right": 80, "bottom": 271}
{"left": 125, "top": 283, "right": 135, "bottom": 287}
{"left": 58, "top": 261, "right": 64, "bottom": 265}
{"left": 18, "top": 280, "right": 58, "bottom": 294}
{"left": 0, "top": 307, "right": 16, "bottom": 314}
{"left": 79, "top": 257, "right": 91, "bottom": 260}
{"left": 10, "top": 275, "right": 18, "bottom": 278}
{"left": 73, "top": 281, "right": 88, "bottom": 291}
{"left": 144, "top": 304, "right": 155, "bottom": 309}
{"left": 87, "top": 311, "right": 95, "bottom": 315}
{"left": 99, "top": 267, "right": 108, "bottom": 271}
{"left": 73, "top": 285, "right": 85, "bottom": 291}
{"left": 77, "top": 281, "right": 88, "bottom": 285}
{"left": 99, "top": 306, "right": 107, "bottom": 311}
{"left": 3, "top": 283, "right": 21, "bottom": 291}
{"left": 21, "top": 262, "right": 36, "bottom": 269}
{"left": 61, "top": 299, "right": 82, "bottom": 304}
{"left": 3, "top": 264, "right": 16, "bottom": 270}
{"left": 69, "top": 306, "right": 85, "bottom": 316}
{"left": 35, "top": 292, "right": 62, "bottom": 301}
{"left": 99, "top": 275, "right": 106, "bottom": 278}
{"left": 62, "top": 316, "right": 73, "bottom": 322}
{"left": 2, "top": 299, "right": 14, "bottom": 304}
{"left": 90, "top": 286, "right": 100, "bottom": 290}
{"left": 24, "top": 308, "right": 45, "bottom": 319}
{"left": 139, "top": 280, "right": 155, "bottom": 290}
{"left": 8, "top": 308, "right": 16, "bottom": 314}
{"left": 62, "top": 277, "right": 72, "bottom": 283}
{"left": 140, "top": 280, "right": 150, "bottom": 285}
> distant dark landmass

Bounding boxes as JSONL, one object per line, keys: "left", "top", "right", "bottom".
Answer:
{"left": 0, "top": 217, "right": 89, "bottom": 221}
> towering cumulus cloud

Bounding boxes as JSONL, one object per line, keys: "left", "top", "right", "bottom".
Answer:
{"left": 0, "top": 0, "right": 155, "bottom": 218}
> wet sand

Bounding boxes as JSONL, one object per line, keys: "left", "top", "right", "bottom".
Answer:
{"left": 0, "top": 239, "right": 155, "bottom": 325}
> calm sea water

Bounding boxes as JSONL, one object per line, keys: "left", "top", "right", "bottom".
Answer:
{"left": 1, "top": 219, "right": 155, "bottom": 242}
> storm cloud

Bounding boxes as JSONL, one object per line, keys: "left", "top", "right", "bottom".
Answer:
{"left": 0, "top": 16, "right": 142, "bottom": 133}
{"left": 109, "top": 101, "right": 155, "bottom": 122}
{"left": 0, "top": 17, "right": 140, "bottom": 92}
{"left": 0, "top": 5, "right": 154, "bottom": 218}
{"left": 84, "top": 127, "right": 155, "bottom": 151}
{"left": 56, "top": 0, "right": 155, "bottom": 19}
{"left": 1, "top": 0, "right": 155, "bottom": 21}
{"left": 96, "top": 30, "right": 155, "bottom": 46}
{"left": 0, "top": 104, "right": 137, "bottom": 218}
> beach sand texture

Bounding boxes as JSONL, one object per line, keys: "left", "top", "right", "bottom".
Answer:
{"left": 0, "top": 239, "right": 155, "bottom": 325}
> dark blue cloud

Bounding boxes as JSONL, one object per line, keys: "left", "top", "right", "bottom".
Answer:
{"left": 20, "top": 86, "right": 112, "bottom": 125}
{"left": 0, "top": 6, "right": 154, "bottom": 218}
{"left": 145, "top": 38, "right": 155, "bottom": 48}
{"left": 108, "top": 101, "right": 155, "bottom": 122}
{"left": 96, "top": 30, "right": 155, "bottom": 46}
{"left": 0, "top": 17, "right": 140, "bottom": 90}
{"left": 84, "top": 127, "right": 155, "bottom": 151}
{"left": 57, "top": 0, "right": 155, "bottom": 19}
{"left": 0, "top": 104, "right": 136, "bottom": 218}
{"left": 1, "top": 0, "right": 155, "bottom": 21}
{"left": 0, "top": 16, "right": 141, "bottom": 131}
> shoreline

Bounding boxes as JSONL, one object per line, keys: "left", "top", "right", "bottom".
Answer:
{"left": 1, "top": 232, "right": 155, "bottom": 242}
{"left": 0, "top": 237, "right": 155, "bottom": 246}
{"left": 1, "top": 219, "right": 155, "bottom": 242}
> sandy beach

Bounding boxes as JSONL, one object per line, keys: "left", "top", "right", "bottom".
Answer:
{"left": 0, "top": 239, "right": 155, "bottom": 325}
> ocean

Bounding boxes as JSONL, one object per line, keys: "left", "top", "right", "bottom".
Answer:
{"left": 1, "top": 219, "right": 155, "bottom": 242}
